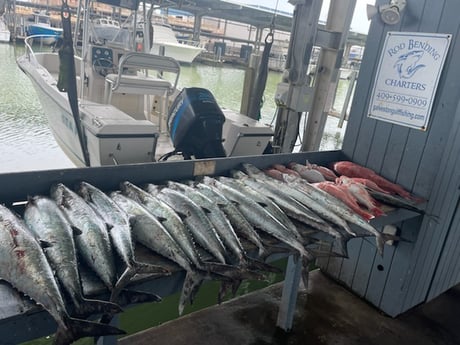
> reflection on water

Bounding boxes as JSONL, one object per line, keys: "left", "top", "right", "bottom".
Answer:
{"left": 0, "top": 44, "right": 74, "bottom": 173}
{"left": 0, "top": 43, "right": 348, "bottom": 174}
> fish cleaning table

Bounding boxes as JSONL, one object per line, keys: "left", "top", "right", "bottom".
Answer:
{"left": 0, "top": 150, "right": 423, "bottom": 344}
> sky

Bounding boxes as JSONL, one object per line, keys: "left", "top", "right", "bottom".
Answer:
{"left": 237, "top": 0, "right": 372, "bottom": 34}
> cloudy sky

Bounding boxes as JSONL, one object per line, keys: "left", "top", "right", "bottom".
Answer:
{"left": 237, "top": 0, "right": 372, "bottom": 34}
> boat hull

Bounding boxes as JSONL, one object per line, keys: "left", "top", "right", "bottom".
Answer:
{"left": 16, "top": 51, "right": 159, "bottom": 167}
{"left": 150, "top": 42, "right": 203, "bottom": 64}
{"left": 27, "top": 25, "right": 62, "bottom": 45}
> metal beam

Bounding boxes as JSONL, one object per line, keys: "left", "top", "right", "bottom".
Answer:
{"left": 300, "top": 0, "right": 357, "bottom": 151}
{"left": 272, "top": 0, "right": 323, "bottom": 153}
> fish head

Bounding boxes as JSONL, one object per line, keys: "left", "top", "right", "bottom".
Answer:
{"left": 393, "top": 50, "right": 425, "bottom": 79}
{"left": 241, "top": 163, "right": 263, "bottom": 176}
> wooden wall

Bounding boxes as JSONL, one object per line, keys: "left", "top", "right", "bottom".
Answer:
{"left": 319, "top": 0, "right": 460, "bottom": 316}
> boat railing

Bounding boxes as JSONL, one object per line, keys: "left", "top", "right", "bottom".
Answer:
{"left": 23, "top": 35, "right": 60, "bottom": 66}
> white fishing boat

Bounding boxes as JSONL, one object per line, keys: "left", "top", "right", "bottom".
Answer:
{"left": 0, "top": 16, "right": 10, "bottom": 43}
{"left": 150, "top": 14, "right": 204, "bottom": 64}
{"left": 16, "top": 1, "right": 272, "bottom": 167}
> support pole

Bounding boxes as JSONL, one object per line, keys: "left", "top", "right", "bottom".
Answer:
{"left": 277, "top": 255, "right": 304, "bottom": 331}
{"left": 300, "top": 0, "right": 357, "bottom": 151}
{"left": 192, "top": 13, "right": 202, "bottom": 43}
{"left": 272, "top": 0, "right": 323, "bottom": 153}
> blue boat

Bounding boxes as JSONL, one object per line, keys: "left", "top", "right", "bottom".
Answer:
{"left": 26, "top": 11, "right": 62, "bottom": 45}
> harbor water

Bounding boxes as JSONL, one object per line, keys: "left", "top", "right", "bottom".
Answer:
{"left": 0, "top": 43, "right": 348, "bottom": 174}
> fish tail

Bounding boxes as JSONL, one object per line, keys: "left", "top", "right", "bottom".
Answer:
{"left": 179, "top": 271, "right": 204, "bottom": 315}
{"left": 133, "top": 261, "right": 171, "bottom": 276}
{"left": 111, "top": 263, "right": 170, "bottom": 302}
{"left": 54, "top": 317, "right": 125, "bottom": 345}
{"left": 371, "top": 207, "right": 387, "bottom": 217}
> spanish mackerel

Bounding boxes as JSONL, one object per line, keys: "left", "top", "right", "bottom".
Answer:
{"left": 230, "top": 171, "right": 337, "bottom": 237}
{"left": 78, "top": 181, "right": 170, "bottom": 296}
{"left": 23, "top": 196, "right": 122, "bottom": 318}
{"left": 168, "top": 181, "right": 278, "bottom": 276}
{"left": 120, "top": 181, "right": 201, "bottom": 268}
{"left": 244, "top": 166, "right": 355, "bottom": 237}
{"left": 217, "top": 175, "right": 300, "bottom": 237}
{"left": 0, "top": 204, "right": 125, "bottom": 345}
{"left": 194, "top": 182, "right": 266, "bottom": 257}
{"left": 51, "top": 183, "right": 118, "bottom": 291}
{"left": 151, "top": 186, "right": 228, "bottom": 264}
{"left": 259, "top": 164, "right": 396, "bottom": 256}
{"left": 110, "top": 192, "right": 207, "bottom": 315}
{"left": 202, "top": 176, "right": 313, "bottom": 262}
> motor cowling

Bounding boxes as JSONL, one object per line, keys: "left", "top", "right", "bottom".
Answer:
{"left": 168, "top": 87, "right": 226, "bottom": 159}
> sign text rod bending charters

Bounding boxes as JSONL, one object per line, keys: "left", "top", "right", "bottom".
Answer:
{"left": 368, "top": 32, "right": 451, "bottom": 130}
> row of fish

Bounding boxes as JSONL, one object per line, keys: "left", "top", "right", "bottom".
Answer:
{"left": 0, "top": 160, "right": 423, "bottom": 344}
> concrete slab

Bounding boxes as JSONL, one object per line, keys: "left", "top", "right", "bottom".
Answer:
{"left": 119, "top": 269, "right": 460, "bottom": 345}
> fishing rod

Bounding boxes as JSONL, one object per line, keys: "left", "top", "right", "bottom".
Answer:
{"left": 57, "top": 0, "right": 91, "bottom": 167}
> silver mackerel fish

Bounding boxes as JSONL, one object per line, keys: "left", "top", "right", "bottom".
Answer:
{"left": 23, "top": 196, "right": 122, "bottom": 318}
{"left": 51, "top": 183, "right": 117, "bottom": 292}
{"left": 0, "top": 204, "right": 124, "bottom": 344}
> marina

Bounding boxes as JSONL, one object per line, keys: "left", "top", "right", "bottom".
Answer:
{"left": 1, "top": 0, "right": 460, "bottom": 344}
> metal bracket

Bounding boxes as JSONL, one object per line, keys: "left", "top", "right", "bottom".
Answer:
{"left": 316, "top": 28, "right": 342, "bottom": 50}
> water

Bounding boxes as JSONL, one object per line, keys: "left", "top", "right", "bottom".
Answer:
{"left": 0, "top": 43, "right": 348, "bottom": 174}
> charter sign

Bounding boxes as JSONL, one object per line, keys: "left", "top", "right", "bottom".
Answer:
{"left": 368, "top": 32, "right": 451, "bottom": 130}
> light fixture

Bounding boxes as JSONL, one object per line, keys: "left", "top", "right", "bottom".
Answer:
{"left": 367, "top": 0, "right": 407, "bottom": 25}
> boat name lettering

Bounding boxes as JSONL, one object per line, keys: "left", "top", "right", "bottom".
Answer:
{"left": 61, "top": 114, "right": 76, "bottom": 133}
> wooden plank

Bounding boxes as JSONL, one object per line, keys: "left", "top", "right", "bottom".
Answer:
{"left": 338, "top": 238, "right": 363, "bottom": 287}
{"left": 351, "top": 239, "right": 377, "bottom": 297}
{"left": 364, "top": 239, "right": 397, "bottom": 308}
{"left": 378, "top": 217, "right": 422, "bottom": 316}
{"left": 428, "top": 200, "right": 460, "bottom": 299}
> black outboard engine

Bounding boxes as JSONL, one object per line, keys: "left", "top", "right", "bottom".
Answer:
{"left": 167, "top": 87, "right": 226, "bottom": 159}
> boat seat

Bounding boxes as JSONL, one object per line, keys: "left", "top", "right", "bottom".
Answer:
{"left": 104, "top": 52, "right": 180, "bottom": 105}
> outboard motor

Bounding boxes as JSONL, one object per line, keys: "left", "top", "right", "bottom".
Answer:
{"left": 167, "top": 87, "right": 226, "bottom": 159}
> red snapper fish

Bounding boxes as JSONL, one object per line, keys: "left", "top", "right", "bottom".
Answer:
{"left": 314, "top": 181, "right": 375, "bottom": 221}
{"left": 336, "top": 176, "right": 386, "bottom": 217}
{"left": 271, "top": 164, "right": 301, "bottom": 177}
{"left": 332, "top": 161, "right": 414, "bottom": 200}
{"left": 305, "top": 160, "right": 338, "bottom": 181}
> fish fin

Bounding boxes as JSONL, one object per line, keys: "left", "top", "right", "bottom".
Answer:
{"left": 54, "top": 317, "right": 125, "bottom": 345}
{"left": 105, "top": 223, "right": 114, "bottom": 232}
{"left": 179, "top": 271, "right": 204, "bottom": 315}
{"left": 256, "top": 201, "right": 269, "bottom": 208}
{"left": 245, "top": 256, "right": 282, "bottom": 273}
{"left": 73, "top": 298, "right": 122, "bottom": 319}
{"left": 133, "top": 261, "right": 171, "bottom": 276}
{"left": 201, "top": 206, "right": 212, "bottom": 214}
{"left": 39, "top": 239, "right": 53, "bottom": 249}
{"left": 114, "top": 289, "right": 162, "bottom": 305}
{"left": 175, "top": 210, "right": 190, "bottom": 220}
{"left": 71, "top": 226, "right": 83, "bottom": 236}
{"left": 156, "top": 216, "right": 168, "bottom": 223}
{"left": 128, "top": 216, "right": 137, "bottom": 228}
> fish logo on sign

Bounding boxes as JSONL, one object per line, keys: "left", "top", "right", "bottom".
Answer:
{"left": 393, "top": 50, "right": 426, "bottom": 79}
